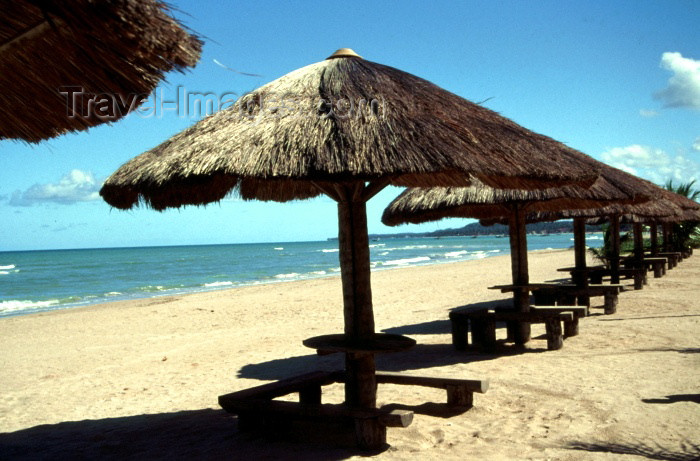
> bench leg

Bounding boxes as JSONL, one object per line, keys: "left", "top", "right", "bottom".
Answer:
{"left": 577, "top": 294, "right": 591, "bottom": 308}
{"left": 474, "top": 318, "right": 497, "bottom": 352}
{"left": 446, "top": 384, "right": 474, "bottom": 409}
{"left": 564, "top": 317, "right": 579, "bottom": 337}
{"left": 604, "top": 293, "right": 617, "bottom": 315}
{"left": 633, "top": 273, "right": 644, "bottom": 290}
{"left": 505, "top": 321, "right": 518, "bottom": 342}
{"left": 545, "top": 319, "right": 563, "bottom": 350}
{"left": 513, "top": 321, "right": 531, "bottom": 345}
{"left": 451, "top": 318, "right": 469, "bottom": 351}
{"left": 653, "top": 265, "right": 663, "bottom": 278}
{"left": 355, "top": 418, "right": 386, "bottom": 450}
{"left": 299, "top": 385, "right": 322, "bottom": 404}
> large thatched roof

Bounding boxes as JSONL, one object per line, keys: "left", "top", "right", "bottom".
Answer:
{"left": 381, "top": 164, "right": 652, "bottom": 226}
{"left": 1, "top": 0, "right": 202, "bottom": 142}
{"left": 100, "top": 49, "right": 602, "bottom": 210}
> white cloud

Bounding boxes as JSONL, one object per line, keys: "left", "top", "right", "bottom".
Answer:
{"left": 694, "top": 137, "right": 700, "bottom": 152}
{"left": 653, "top": 52, "right": 700, "bottom": 109}
{"left": 9, "top": 170, "right": 101, "bottom": 206}
{"left": 601, "top": 144, "right": 700, "bottom": 184}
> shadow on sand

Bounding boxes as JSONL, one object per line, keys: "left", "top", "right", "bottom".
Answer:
{"left": 642, "top": 394, "right": 700, "bottom": 404}
{"left": 566, "top": 439, "right": 700, "bottom": 461}
{"left": 0, "top": 409, "right": 377, "bottom": 460}
{"left": 237, "top": 341, "right": 544, "bottom": 382}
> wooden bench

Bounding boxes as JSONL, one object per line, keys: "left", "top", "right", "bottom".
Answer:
{"left": 658, "top": 251, "right": 683, "bottom": 269}
{"left": 624, "top": 257, "right": 667, "bottom": 278}
{"left": 219, "top": 369, "right": 488, "bottom": 449}
{"left": 530, "top": 305, "right": 588, "bottom": 336}
{"left": 450, "top": 305, "right": 575, "bottom": 352}
{"left": 532, "top": 282, "right": 623, "bottom": 315}
{"left": 587, "top": 266, "right": 647, "bottom": 290}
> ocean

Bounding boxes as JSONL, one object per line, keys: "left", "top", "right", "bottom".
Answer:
{"left": 0, "top": 233, "right": 602, "bottom": 318}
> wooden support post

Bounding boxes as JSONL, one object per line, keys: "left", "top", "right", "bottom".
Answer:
{"left": 573, "top": 217, "right": 590, "bottom": 306}
{"left": 508, "top": 204, "right": 531, "bottom": 344}
{"left": 633, "top": 223, "right": 644, "bottom": 265}
{"left": 650, "top": 223, "right": 659, "bottom": 256}
{"left": 662, "top": 223, "right": 672, "bottom": 252}
{"left": 609, "top": 215, "right": 621, "bottom": 284}
{"left": 337, "top": 183, "right": 377, "bottom": 409}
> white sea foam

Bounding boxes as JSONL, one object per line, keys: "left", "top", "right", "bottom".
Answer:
{"left": 274, "top": 272, "right": 300, "bottom": 279}
{"left": 445, "top": 250, "right": 469, "bottom": 258}
{"left": 0, "top": 264, "right": 15, "bottom": 270}
{"left": 383, "top": 256, "right": 431, "bottom": 266}
{"left": 105, "top": 292, "right": 122, "bottom": 296}
{"left": 141, "top": 285, "right": 166, "bottom": 292}
{"left": 204, "top": 281, "right": 234, "bottom": 288}
{"left": 274, "top": 247, "right": 284, "bottom": 250}
{"left": 0, "top": 271, "right": 8, "bottom": 275}
{"left": 310, "top": 271, "right": 327, "bottom": 275}
{"left": 369, "top": 243, "right": 386, "bottom": 248}
{"left": 320, "top": 249, "right": 339, "bottom": 253}
{"left": 0, "top": 299, "right": 60, "bottom": 313}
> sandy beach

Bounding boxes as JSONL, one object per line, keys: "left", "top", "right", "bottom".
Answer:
{"left": 1, "top": 248, "right": 698, "bottom": 460}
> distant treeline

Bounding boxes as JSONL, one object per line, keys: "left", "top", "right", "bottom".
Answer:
{"left": 356, "top": 220, "right": 609, "bottom": 240}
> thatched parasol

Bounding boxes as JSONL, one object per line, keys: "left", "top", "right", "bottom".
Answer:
{"left": 382, "top": 168, "right": 648, "bottom": 341}
{"left": 506, "top": 179, "right": 690, "bottom": 283}
{"left": 1, "top": 0, "right": 202, "bottom": 142}
{"left": 101, "top": 49, "right": 603, "bottom": 412}
{"left": 584, "top": 188, "right": 699, "bottom": 257}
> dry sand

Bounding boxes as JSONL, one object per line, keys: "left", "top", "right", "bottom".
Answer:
{"left": 0, "top": 249, "right": 698, "bottom": 460}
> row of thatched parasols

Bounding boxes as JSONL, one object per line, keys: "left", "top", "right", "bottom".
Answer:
{"left": 95, "top": 48, "right": 699, "bottom": 414}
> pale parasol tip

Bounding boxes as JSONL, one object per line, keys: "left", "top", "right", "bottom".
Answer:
{"left": 327, "top": 48, "right": 362, "bottom": 59}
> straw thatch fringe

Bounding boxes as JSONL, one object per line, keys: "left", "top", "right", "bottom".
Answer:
{"left": 524, "top": 186, "right": 699, "bottom": 225}
{"left": 380, "top": 166, "right": 651, "bottom": 226}
{"left": 1, "top": 0, "right": 202, "bottom": 142}
{"left": 101, "top": 52, "right": 602, "bottom": 209}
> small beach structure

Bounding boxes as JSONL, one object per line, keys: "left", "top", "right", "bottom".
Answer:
{"left": 0, "top": 0, "right": 202, "bottom": 142}
{"left": 100, "top": 48, "right": 603, "bottom": 448}
{"left": 382, "top": 168, "right": 649, "bottom": 351}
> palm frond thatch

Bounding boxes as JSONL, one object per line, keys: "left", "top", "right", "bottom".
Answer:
{"left": 100, "top": 50, "right": 603, "bottom": 210}
{"left": 0, "top": 0, "right": 202, "bottom": 142}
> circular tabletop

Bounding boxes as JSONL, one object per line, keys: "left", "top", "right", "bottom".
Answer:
{"left": 302, "top": 333, "right": 416, "bottom": 354}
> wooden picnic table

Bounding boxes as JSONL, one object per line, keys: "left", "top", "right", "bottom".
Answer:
{"left": 490, "top": 282, "right": 622, "bottom": 314}
{"left": 624, "top": 257, "right": 667, "bottom": 278}
{"left": 649, "top": 251, "right": 681, "bottom": 269}
{"left": 557, "top": 265, "right": 646, "bottom": 290}
{"left": 219, "top": 332, "right": 489, "bottom": 449}
{"left": 449, "top": 303, "right": 586, "bottom": 352}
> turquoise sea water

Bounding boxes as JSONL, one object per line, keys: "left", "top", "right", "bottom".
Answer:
{"left": 0, "top": 233, "right": 602, "bottom": 318}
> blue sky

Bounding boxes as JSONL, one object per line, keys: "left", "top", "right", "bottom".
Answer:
{"left": 2, "top": 0, "right": 699, "bottom": 251}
